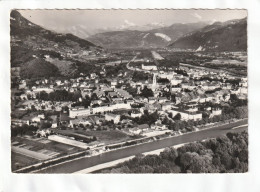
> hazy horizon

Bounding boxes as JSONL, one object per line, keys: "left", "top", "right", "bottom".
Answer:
{"left": 17, "top": 9, "right": 247, "bottom": 38}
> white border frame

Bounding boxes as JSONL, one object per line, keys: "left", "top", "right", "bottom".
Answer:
{"left": 1, "top": 0, "right": 260, "bottom": 192}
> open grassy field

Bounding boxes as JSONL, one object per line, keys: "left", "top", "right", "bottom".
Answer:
{"left": 12, "top": 136, "right": 84, "bottom": 155}
{"left": 85, "top": 130, "right": 131, "bottom": 145}
{"left": 55, "top": 129, "right": 131, "bottom": 145}
{"left": 11, "top": 151, "right": 39, "bottom": 171}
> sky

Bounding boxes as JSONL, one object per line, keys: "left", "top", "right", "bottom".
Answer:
{"left": 18, "top": 9, "right": 247, "bottom": 38}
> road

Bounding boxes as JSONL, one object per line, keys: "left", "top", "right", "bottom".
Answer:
{"left": 35, "top": 119, "right": 247, "bottom": 173}
{"left": 126, "top": 55, "right": 141, "bottom": 71}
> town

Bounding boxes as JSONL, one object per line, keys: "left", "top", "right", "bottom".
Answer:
{"left": 11, "top": 49, "right": 248, "bottom": 172}
{"left": 9, "top": 9, "right": 248, "bottom": 173}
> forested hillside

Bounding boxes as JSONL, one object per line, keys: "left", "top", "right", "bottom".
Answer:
{"left": 10, "top": 10, "right": 100, "bottom": 78}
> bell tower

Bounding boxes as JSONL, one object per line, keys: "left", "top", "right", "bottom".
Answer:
{"left": 152, "top": 73, "right": 157, "bottom": 91}
{"left": 153, "top": 73, "right": 157, "bottom": 86}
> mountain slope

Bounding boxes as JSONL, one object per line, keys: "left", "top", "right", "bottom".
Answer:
{"left": 10, "top": 10, "right": 100, "bottom": 78}
{"left": 87, "top": 22, "right": 207, "bottom": 49}
{"left": 168, "top": 18, "right": 247, "bottom": 51}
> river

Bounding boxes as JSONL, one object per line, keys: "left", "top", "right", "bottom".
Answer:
{"left": 36, "top": 119, "right": 247, "bottom": 173}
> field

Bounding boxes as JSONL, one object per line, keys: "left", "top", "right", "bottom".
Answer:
{"left": 11, "top": 152, "right": 39, "bottom": 171}
{"left": 56, "top": 129, "right": 131, "bottom": 145}
{"left": 11, "top": 136, "right": 84, "bottom": 171}
{"left": 86, "top": 130, "right": 131, "bottom": 144}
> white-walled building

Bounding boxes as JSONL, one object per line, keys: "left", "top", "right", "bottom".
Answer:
{"left": 105, "top": 113, "right": 120, "bottom": 124}
{"left": 211, "top": 109, "right": 222, "bottom": 116}
{"left": 169, "top": 109, "right": 202, "bottom": 121}
{"left": 69, "top": 107, "right": 91, "bottom": 118}
{"left": 142, "top": 64, "right": 157, "bottom": 71}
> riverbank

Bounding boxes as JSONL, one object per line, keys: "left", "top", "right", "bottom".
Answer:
{"left": 74, "top": 143, "right": 187, "bottom": 173}
{"left": 34, "top": 119, "right": 247, "bottom": 173}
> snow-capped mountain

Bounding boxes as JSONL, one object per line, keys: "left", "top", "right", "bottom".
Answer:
{"left": 87, "top": 22, "right": 208, "bottom": 49}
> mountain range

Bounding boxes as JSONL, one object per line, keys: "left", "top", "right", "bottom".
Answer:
{"left": 169, "top": 18, "right": 247, "bottom": 51}
{"left": 87, "top": 22, "right": 208, "bottom": 49}
{"left": 87, "top": 18, "right": 247, "bottom": 51}
{"left": 53, "top": 21, "right": 169, "bottom": 40}
{"left": 11, "top": 10, "right": 247, "bottom": 79}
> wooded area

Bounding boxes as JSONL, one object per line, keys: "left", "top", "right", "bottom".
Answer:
{"left": 100, "top": 131, "right": 248, "bottom": 173}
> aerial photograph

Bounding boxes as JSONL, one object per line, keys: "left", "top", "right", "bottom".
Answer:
{"left": 10, "top": 9, "right": 248, "bottom": 173}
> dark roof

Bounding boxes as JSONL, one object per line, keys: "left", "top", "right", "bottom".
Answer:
{"left": 60, "top": 113, "right": 70, "bottom": 121}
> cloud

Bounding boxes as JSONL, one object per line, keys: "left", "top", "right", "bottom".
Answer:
{"left": 124, "top": 19, "right": 135, "bottom": 26}
{"left": 117, "top": 19, "right": 136, "bottom": 30}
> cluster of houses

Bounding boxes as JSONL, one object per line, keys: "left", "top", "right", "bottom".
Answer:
{"left": 12, "top": 61, "right": 247, "bottom": 136}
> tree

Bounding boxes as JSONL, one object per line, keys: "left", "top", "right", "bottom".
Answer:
{"left": 91, "top": 93, "right": 98, "bottom": 101}
{"left": 132, "top": 71, "right": 150, "bottom": 82}
{"left": 159, "top": 147, "right": 178, "bottom": 162}
{"left": 179, "top": 152, "right": 199, "bottom": 170}
{"left": 238, "top": 149, "right": 248, "bottom": 163}
{"left": 154, "top": 165, "right": 171, "bottom": 173}
{"left": 37, "top": 91, "right": 48, "bottom": 100}
{"left": 140, "top": 86, "right": 154, "bottom": 98}
{"left": 97, "top": 131, "right": 248, "bottom": 173}
{"left": 173, "top": 113, "right": 181, "bottom": 120}
{"left": 134, "top": 165, "right": 154, "bottom": 173}
{"left": 31, "top": 105, "right": 36, "bottom": 111}
{"left": 195, "top": 155, "right": 214, "bottom": 173}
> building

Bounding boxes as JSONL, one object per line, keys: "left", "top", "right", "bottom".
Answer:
{"left": 115, "top": 89, "right": 132, "bottom": 99}
{"left": 69, "top": 106, "right": 91, "bottom": 118}
{"left": 111, "top": 80, "right": 118, "bottom": 88}
{"left": 32, "top": 87, "right": 54, "bottom": 93}
{"left": 142, "top": 64, "right": 157, "bottom": 71}
{"left": 49, "top": 115, "right": 58, "bottom": 128}
{"left": 138, "top": 124, "right": 150, "bottom": 131}
{"left": 162, "top": 102, "right": 173, "bottom": 111}
{"left": 148, "top": 97, "right": 157, "bottom": 104}
{"left": 158, "top": 97, "right": 168, "bottom": 104}
{"left": 129, "top": 124, "right": 150, "bottom": 135}
{"left": 105, "top": 113, "right": 121, "bottom": 124}
{"left": 69, "top": 117, "right": 92, "bottom": 127}
{"left": 18, "top": 80, "right": 27, "bottom": 89}
{"left": 169, "top": 109, "right": 202, "bottom": 121}
{"left": 131, "top": 110, "right": 142, "bottom": 118}
{"left": 129, "top": 128, "right": 142, "bottom": 135}
{"left": 151, "top": 123, "right": 167, "bottom": 130}
{"left": 48, "top": 135, "right": 89, "bottom": 149}
{"left": 211, "top": 109, "right": 222, "bottom": 117}
{"left": 170, "top": 78, "right": 182, "bottom": 86}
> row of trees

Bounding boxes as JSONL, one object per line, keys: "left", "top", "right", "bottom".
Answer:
{"left": 36, "top": 90, "right": 101, "bottom": 108}
{"left": 197, "top": 76, "right": 241, "bottom": 86}
{"left": 101, "top": 131, "right": 248, "bottom": 173}
{"left": 105, "top": 63, "right": 126, "bottom": 78}
{"left": 164, "top": 105, "right": 248, "bottom": 132}
{"left": 36, "top": 90, "right": 81, "bottom": 102}
{"left": 11, "top": 124, "right": 38, "bottom": 137}
{"left": 132, "top": 71, "right": 151, "bottom": 82}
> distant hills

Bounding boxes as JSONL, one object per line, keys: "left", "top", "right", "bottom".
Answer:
{"left": 169, "top": 18, "right": 247, "bottom": 52}
{"left": 10, "top": 10, "right": 247, "bottom": 79}
{"left": 87, "top": 22, "right": 208, "bottom": 49}
{"left": 87, "top": 18, "right": 247, "bottom": 51}
{"left": 10, "top": 10, "right": 101, "bottom": 78}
